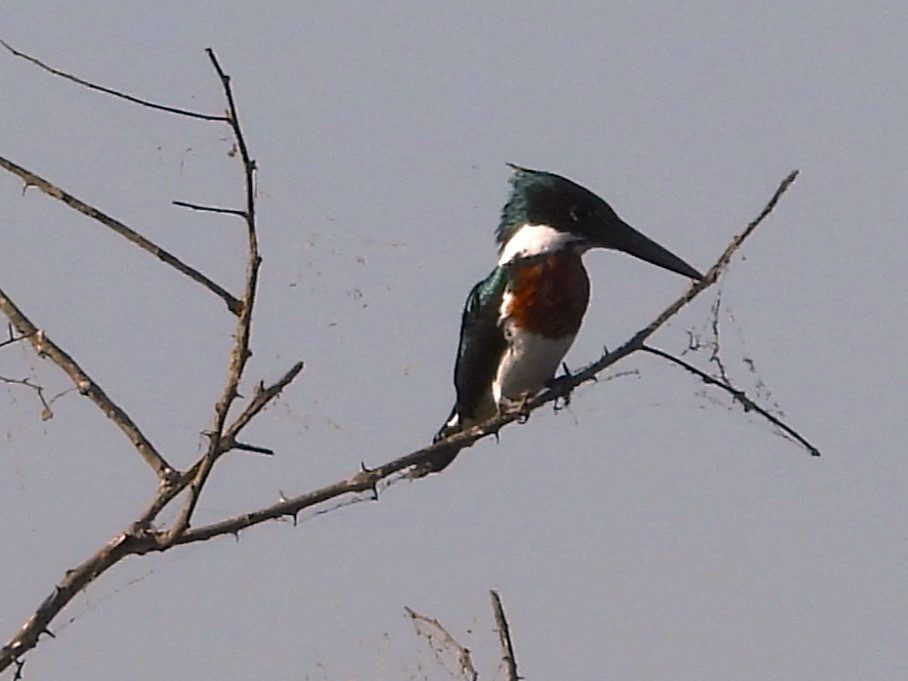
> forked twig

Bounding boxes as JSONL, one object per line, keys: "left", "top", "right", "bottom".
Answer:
{"left": 166, "top": 48, "right": 263, "bottom": 541}
{"left": 0, "top": 48, "right": 300, "bottom": 672}
{"left": 98, "top": 172, "right": 811, "bottom": 547}
{"left": 405, "top": 591, "right": 520, "bottom": 681}
{"left": 0, "top": 326, "right": 34, "bottom": 350}
{"left": 406, "top": 606, "right": 479, "bottom": 681}
{"left": 0, "top": 288, "right": 175, "bottom": 479}
{"left": 0, "top": 38, "right": 809, "bottom": 676}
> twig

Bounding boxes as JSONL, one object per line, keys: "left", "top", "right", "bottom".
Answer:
{"left": 0, "top": 362, "right": 302, "bottom": 672}
{"left": 490, "top": 591, "right": 520, "bottom": 681}
{"left": 133, "top": 362, "right": 304, "bottom": 532}
{"left": 406, "top": 606, "right": 478, "bottom": 681}
{"left": 1, "top": 39, "right": 228, "bottom": 122}
{"left": 113, "top": 172, "right": 809, "bottom": 543}
{"left": 708, "top": 295, "right": 731, "bottom": 384}
{"left": 0, "top": 374, "right": 57, "bottom": 421}
{"left": 0, "top": 47, "right": 299, "bottom": 673}
{"left": 0, "top": 526, "right": 156, "bottom": 667}
{"left": 167, "top": 48, "right": 263, "bottom": 541}
{"left": 0, "top": 326, "right": 34, "bottom": 350}
{"left": 172, "top": 200, "right": 246, "bottom": 217}
{"left": 416, "top": 170, "right": 803, "bottom": 473}
{"left": 0, "top": 39, "right": 807, "bottom": 674}
{"left": 642, "top": 345, "right": 821, "bottom": 456}
{"left": 222, "top": 364, "right": 304, "bottom": 446}
{"left": 0, "top": 287, "right": 176, "bottom": 480}
{"left": 0, "top": 154, "right": 242, "bottom": 315}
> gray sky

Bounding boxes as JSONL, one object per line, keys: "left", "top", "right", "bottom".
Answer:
{"left": 1, "top": 2, "right": 906, "bottom": 679}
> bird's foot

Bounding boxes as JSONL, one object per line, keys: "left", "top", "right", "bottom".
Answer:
{"left": 514, "top": 392, "right": 533, "bottom": 423}
{"left": 547, "top": 362, "right": 573, "bottom": 411}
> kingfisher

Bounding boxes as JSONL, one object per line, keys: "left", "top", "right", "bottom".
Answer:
{"left": 418, "top": 165, "right": 703, "bottom": 475}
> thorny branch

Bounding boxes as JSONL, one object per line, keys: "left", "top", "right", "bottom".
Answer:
{"left": 0, "top": 38, "right": 814, "bottom": 676}
{"left": 17, "top": 172, "right": 811, "bottom": 552}
{"left": 415, "top": 168, "right": 812, "bottom": 473}
{"left": 165, "top": 47, "right": 263, "bottom": 542}
{"left": 0, "top": 46, "right": 297, "bottom": 673}
{"left": 0, "top": 289, "right": 176, "bottom": 479}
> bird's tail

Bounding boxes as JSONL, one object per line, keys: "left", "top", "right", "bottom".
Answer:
{"left": 410, "top": 410, "right": 463, "bottom": 476}
{"left": 433, "top": 407, "right": 461, "bottom": 443}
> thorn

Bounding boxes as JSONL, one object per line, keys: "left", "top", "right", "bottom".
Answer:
{"left": 359, "top": 462, "right": 379, "bottom": 498}
{"left": 233, "top": 441, "right": 274, "bottom": 456}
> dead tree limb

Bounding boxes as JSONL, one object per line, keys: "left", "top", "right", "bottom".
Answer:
{"left": 490, "top": 590, "right": 520, "bottom": 681}
{"left": 0, "top": 45, "right": 299, "bottom": 672}
{"left": 0, "top": 38, "right": 814, "bottom": 675}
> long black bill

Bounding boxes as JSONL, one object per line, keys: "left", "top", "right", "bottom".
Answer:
{"left": 605, "top": 219, "right": 703, "bottom": 280}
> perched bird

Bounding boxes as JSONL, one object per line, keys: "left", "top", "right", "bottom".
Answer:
{"left": 421, "top": 165, "right": 703, "bottom": 474}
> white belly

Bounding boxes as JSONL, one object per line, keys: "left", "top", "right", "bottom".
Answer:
{"left": 493, "top": 321, "right": 576, "bottom": 406}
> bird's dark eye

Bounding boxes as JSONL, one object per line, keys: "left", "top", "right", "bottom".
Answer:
{"left": 570, "top": 204, "right": 588, "bottom": 222}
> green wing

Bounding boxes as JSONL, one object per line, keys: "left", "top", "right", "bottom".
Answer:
{"left": 451, "top": 265, "right": 510, "bottom": 422}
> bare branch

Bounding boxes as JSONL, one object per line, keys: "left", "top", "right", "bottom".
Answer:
{"left": 406, "top": 606, "right": 478, "bottom": 681}
{"left": 131, "top": 362, "right": 304, "bottom": 535}
{"left": 642, "top": 345, "right": 821, "bottom": 456}
{"left": 0, "top": 38, "right": 808, "bottom": 676}
{"left": 1, "top": 39, "right": 228, "bottom": 122}
{"left": 416, "top": 169, "right": 803, "bottom": 474}
{"left": 0, "top": 353, "right": 303, "bottom": 672}
{"left": 0, "top": 526, "right": 160, "bottom": 667}
{"left": 0, "top": 47, "right": 300, "bottom": 673}
{"left": 0, "top": 286, "right": 176, "bottom": 480}
{"left": 172, "top": 200, "right": 247, "bottom": 217}
{"left": 0, "top": 373, "right": 61, "bottom": 421}
{"left": 0, "top": 154, "right": 242, "bottom": 315}
{"left": 0, "top": 326, "right": 34, "bottom": 350}
{"left": 122, "top": 174, "right": 810, "bottom": 545}
{"left": 490, "top": 591, "right": 520, "bottom": 681}
{"left": 167, "top": 48, "right": 264, "bottom": 540}
{"left": 0, "top": 160, "right": 803, "bottom": 673}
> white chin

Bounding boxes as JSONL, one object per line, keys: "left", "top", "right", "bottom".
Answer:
{"left": 498, "top": 224, "right": 580, "bottom": 265}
